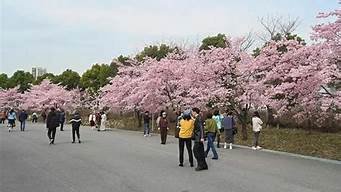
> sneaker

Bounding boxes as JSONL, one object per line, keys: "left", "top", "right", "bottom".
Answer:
{"left": 179, "top": 164, "right": 183, "bottom": 167}
{"left": 256, "top": 146, "right": 262, "bottom": 150}
{"left": 144, "top": 134, "right": 147, "bottom": 137}
{"left": 72, "top": 141, "right": 75, "bottom": 143}
{"left": 212, "top": 157, "right": 218, "bottom": 160}
{"left": 252, "top": 146, "right": 257, "bottom": 150}
{"left": 229, "top": 143, "right": 233, "bottom": 149}
{"left": 78, "top": 140, "right": 81, "bottom": 143}
{"left": 224, "top": 143, "right": 227, "bottom": 149}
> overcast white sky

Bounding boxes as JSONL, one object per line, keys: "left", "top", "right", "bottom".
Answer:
{"left": 1, "top": 0, "right": 339, "bottom": 76}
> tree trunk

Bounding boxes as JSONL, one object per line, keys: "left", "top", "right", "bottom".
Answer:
{"left": 241, "top": 122, "right": 248, "bottom": 140}
{"left": 134, "top": 109, "right": 142, "bottom": 128}
{"left": 137, "top": 111, "right": 142, "bottom": 128}
{"left": 307, "top": 118, "right": 312, "bottom": 135}
{"left": 151, "top": 113, "right": 155, "bottom": 132}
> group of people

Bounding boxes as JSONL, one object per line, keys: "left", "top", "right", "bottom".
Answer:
{"left": 2, "top": 105, "right": 264, "bottom": 172}
{"left": 88, "top": 111, "right": 107, "bottom": 131}
{"left": 1, "top": 107, "right": 81, "bottom": 144}
{"left": 148, "top": 107, "right": 264, "bottom": 171}
{"left": 45, "top": 107, "right": 82, "bottom": 144}
{"left": 1, "top": 109, "right": 30, "bottom": 132}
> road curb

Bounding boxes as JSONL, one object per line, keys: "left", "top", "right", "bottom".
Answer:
{"left": 232, "top": 144, "right": 341, "bottom": 165}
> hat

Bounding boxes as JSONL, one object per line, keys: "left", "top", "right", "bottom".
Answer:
{"left": 183, "top": 109, "right": 191, "bottom": 116}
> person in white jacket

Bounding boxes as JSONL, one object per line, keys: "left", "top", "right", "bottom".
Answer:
{"left": 89, "top": 112, "right": 96, "bottom": 130}
{"left": 251, "top": 111, "right": 263, "bottom": 150}
{"left": 100, "top": 112, "right": 107, "bottom": 131}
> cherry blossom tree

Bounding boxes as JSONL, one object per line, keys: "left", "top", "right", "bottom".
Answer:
{"left": 0, "top": 87, "right": 24, "bottom": 110}
{"left": 99, "top": 3, "right": 340, "bottom": 133}
{"left": 99, "top": 39, "right": 254, "bottom": 139}
{"left": 21, "top": 80, "right": 81, "bottom": 112}
{"left": 249, "top": 4, "right": 341, "bottom": 130}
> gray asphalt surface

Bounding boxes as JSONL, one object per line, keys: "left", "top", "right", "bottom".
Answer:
{"left": 1, "top": 122, "right": 340, "bottom": 192}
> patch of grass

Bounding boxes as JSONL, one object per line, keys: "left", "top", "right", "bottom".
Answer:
{"left": 235, "top": 126, "right": 341, "bottom": 161}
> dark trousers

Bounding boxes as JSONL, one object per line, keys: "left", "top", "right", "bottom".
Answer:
{"left": 193, "top": 142, "right": 208, "bottom": 169}
{"left": 72, "top": 127, "right": 80, "bottom": 142}
{"left": 179, "top": 138, "right": 193, "bottom": 165}
{"left": 144, "top": 123, "right": 150, "bottom": 135}
{"left": 253, "top": 131, "right": 261, "bottom": 146}
{"left": 60, "top": 121, "right": 65, "bottom": 131}
{"left": 0, "top": 118, "right": 5, "bottom": 124}
{"left": 32, "top": 118, "right": 37, "bottom": 123}
{"left": 20, "top": 120, "right": 26, "bottom": 131}
{"left": 160, "top": 128, "right": 167, "bottom": 144}
{"left": 8, "top": 119, "right": 15, "bottom": 128}
{"left": 47, "top": 127, "right": 56, "bottom": 142}
{"left": 225, "top": 129, "right": 234, "bottom": 143}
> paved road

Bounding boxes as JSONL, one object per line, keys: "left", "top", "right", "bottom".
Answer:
{"left": 1, "top": 122, "right": 340, "bottom": 192}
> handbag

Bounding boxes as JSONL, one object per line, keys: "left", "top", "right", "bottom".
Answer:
{"left": 233, "top": 128, "right": 238, "bottom": 135}
{"left": 175, "top": 127, "right": 180, "bottom": 138}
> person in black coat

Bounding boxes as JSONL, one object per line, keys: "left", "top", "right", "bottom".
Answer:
{"left": 191, "top": 107, "right": 208, "bottom": 171}
{"left": 70, "top": 112, "right": 82, "bottom": 143}
{"left": 46, "top": 107, "right": 60, "bottom": 144}
{"left": 58, "top": 108, "right": 66, "bottom": 131}
{"left": 18, "top": 109, "right": 28, "bottom": 131}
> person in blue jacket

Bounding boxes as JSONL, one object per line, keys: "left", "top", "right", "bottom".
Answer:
{"left": 18, "top": 109, "right": 28, "bottom": 131}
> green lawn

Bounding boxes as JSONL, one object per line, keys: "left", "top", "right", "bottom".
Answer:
{"left": 234, "top": 126, "right": 341, "bottom": 161}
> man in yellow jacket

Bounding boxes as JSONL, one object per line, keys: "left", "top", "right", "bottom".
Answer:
{"left": 178, "top": 111, "right": 194, "bottom": 167}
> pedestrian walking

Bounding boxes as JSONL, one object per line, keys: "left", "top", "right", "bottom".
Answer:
{"left": 143, "top": 111, "right": 151, "bottom": 137}
{"left": 89, "top": 111, "right": 96, "bottom": 130}
{"left": 59, "top": 108, "right": 66, "bottom": 131}
{"left": 212, "top": 110, "right": 223, "bottom": 148}
{"left": 252, "top": 111, "right": 263, "bottom": 150}
{"left": 7, "top": 109, "right": 16, "bottom": 132}
{"left": 41, "top": 109, "right": 47, "bottom": 122}
{"left": 18, "top": 109, "right": 28, "bottom": 131}
{"left": 32, "top": 112, "right": 38, "bottom": 123}
{"left": 222, "top": 111, "right": 236, "bottom": 149}
{"left": 205, "top": 112, "right": 219, "bottom": 160}
{"left": 100, "top": 112, "right": 107, "bottom": 131}
{"left": 191, "top": 107, "right": 208, "bottom": 171}
{"left": 46, "top": 107, "right": 59, "bottom": 144}
{"left": 158, "top": 111, "right": 169, "bottom": 144}
{"left": 70, "top": 112, "right": 82, "bottom": 143}
{"left": 178, "top": 110, "right": 194, "bottom": 167}
{"left": 0, "top": 110, "right": 7, "bottom": 124}
{"left": 95, "top": 112, "right": 102, "bottom": 131}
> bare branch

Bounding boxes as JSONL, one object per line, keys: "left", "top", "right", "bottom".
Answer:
{"left": 279, "top": 16, "right": 301, "bottom": 35}
{"left": 259, "top": 16, "right": 281, "bottom": 40}
{"left": 240, "top": 31, "right": 256, "bottom": 51}
{"left": 257, "top": 15, "right": 301, "bottom": 42}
